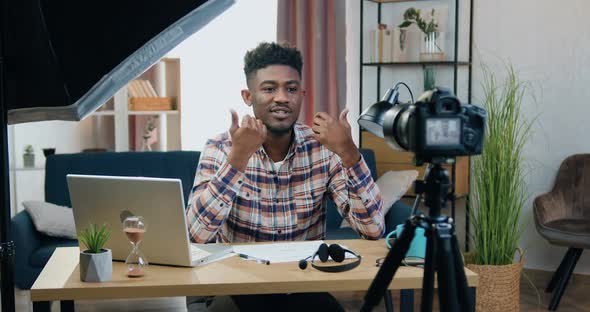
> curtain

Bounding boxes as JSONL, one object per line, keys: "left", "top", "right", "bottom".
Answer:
{"left": 277, "top": 0, "right": 347, "bottom": 126}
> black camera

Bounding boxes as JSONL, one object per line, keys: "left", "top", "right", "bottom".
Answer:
{"left": 359, "top": 87, "right": 486, "bottom": 165}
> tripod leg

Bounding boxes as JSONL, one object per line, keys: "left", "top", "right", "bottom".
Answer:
{"left": 361, "top": 219, "right": 417, "bottom": 312}
{"left": 451, "top": 226, "right": 474, "bottom": 312}
{"left": 420, "top": 225, "right": 436, "bottom": 312}
{"left": 435, "top": 223, "right": 459, "bottom": 312}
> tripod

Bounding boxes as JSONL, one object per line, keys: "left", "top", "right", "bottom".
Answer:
{"left": 361, "top": 163, "right": 473, "bottom": 312}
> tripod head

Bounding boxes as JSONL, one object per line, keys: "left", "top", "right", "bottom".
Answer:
{"left": 414, "top": 162, "right": 451, "bottom": 218}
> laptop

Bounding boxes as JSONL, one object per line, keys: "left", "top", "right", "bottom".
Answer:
{"left": 67, "top": 174, "right": 232, "bottom": 267}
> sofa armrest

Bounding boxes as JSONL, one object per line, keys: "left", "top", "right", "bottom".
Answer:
{"left": 11, "top": 210, "right": 42, "bottom": 266}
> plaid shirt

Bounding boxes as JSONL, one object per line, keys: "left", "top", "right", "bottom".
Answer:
{"left": 186, "top": 123, "right": 384, "bottom": 243}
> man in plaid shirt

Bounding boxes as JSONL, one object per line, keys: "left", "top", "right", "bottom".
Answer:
{"left": 186, "top": 42, "right": 384, "bottom": 311}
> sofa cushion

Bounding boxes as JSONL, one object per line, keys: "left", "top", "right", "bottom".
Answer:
{"left": 375, "top": 170, "right": 418, "bottom": 210}
{"left": 23, "top": 200, "right": 77, "bottom": 239}
{"left": 341, "top": 170, "right": 417, "bottom": 228}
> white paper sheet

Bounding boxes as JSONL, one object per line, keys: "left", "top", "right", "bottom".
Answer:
{"left": 232, "top": 240, "right": 356, "bottom": 263}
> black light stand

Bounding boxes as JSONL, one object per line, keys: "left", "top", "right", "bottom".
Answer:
{"left": 361, "top": 162, "right": 473, "bottom": 312}
{"left": 0, "top": 6, "right": 16, "bottom": 310}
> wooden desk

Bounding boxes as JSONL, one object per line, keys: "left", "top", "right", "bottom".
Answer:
{"left": 31, "top": 240, "right": 478, "bottom": 311}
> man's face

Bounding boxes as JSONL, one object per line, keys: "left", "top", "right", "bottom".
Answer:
{"left": 242, "top": 65, "right": 304, "bottom": 136}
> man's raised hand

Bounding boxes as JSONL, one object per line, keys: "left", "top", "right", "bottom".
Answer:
{"left": 228, "top": 110, "right": 267, "bottom": 172}
{"left": 312, "top": 108, "right": 360, "bottom": 168}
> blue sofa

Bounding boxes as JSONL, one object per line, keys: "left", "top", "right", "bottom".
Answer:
{"left": 10, "top": 151, "right": 200, "bottom": 289}
{"left": 10, "top": 149, "right": 411, "bottom": 289}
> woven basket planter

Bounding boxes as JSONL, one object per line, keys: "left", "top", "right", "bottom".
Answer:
{"left": 465, "top": 249, "right": 523, "bottom": 312}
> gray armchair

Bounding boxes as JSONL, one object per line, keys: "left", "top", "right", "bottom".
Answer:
{"left": 533, "top": 154, "right": 590, "bottom": 311}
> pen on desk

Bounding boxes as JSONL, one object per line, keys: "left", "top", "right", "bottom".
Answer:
{"left": 238, "top": 253, "right": 271, "bottom": 265}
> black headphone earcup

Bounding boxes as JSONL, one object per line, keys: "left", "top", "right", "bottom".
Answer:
{"left": 318, "top": 243, "right": 329, "bottom": 262}
{"left": 298, "top": 259, "right": 308, "bottom": 270}
{"left": 329, "top": 244, "right": 346, "bottom": 262}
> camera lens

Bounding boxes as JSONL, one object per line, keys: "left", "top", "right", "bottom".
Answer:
{"left": 383, "top": 103, "right": 414, "bottom": 152}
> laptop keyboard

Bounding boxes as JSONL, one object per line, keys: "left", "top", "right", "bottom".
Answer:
{"left": 190, "top": 244, "right": 212, "bottom": 260}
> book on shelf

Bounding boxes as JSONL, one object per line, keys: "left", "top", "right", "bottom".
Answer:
{"left": 368, "top": 25, "right": 415, "bottom": 63}
{"left": 369, "top": 24, "right": 394, "bottom": 63}
{"left": 128, "top": 80, "right": 159, "bottom": 98}
{"left": 143, "top": 80, "right": 158, "bottom": 97}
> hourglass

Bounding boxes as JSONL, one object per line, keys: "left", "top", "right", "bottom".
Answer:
{"left": 123, "top": 216, "right": 148, "bottom": 277}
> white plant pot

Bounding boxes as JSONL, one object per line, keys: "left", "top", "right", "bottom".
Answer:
{"left": 23, "top": 154, "right": 35, "bottom": 167}
{"left": 80, "top": 249, "right": 112, "bottom": 282}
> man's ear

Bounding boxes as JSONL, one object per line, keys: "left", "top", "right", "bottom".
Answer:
{"left": 241, "top": 89, "right": 253, "bottom": 107}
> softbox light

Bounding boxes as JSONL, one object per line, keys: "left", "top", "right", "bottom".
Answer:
{"left": 4, "top": 0, "right": 233, "bottom": 123}
{"left": 0, "top": 1, "right": 234, "bottom": 310}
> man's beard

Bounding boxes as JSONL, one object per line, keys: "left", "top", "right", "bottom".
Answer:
{"left": 265, "top": 122, "right": 295, "bottom": 136}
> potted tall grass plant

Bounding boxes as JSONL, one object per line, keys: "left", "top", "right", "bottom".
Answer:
{"left": 467, "top": 64, "right": 533, "bottom": 311}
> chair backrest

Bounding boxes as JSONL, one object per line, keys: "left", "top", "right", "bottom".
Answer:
{"left": 45, "top": 151, "right": 200, "bottom": 207}
{"left": 549, "top": 154, "right": 590, "bottom": 218}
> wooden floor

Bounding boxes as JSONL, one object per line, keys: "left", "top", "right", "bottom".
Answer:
{"left": 10, "top": 269, "right": 590, "bottom": 311}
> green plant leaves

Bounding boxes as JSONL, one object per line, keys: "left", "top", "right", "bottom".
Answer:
{"left": 470, "top": 64, "right": 533, "bottom": 266}
{"left": 399, "top": 7, "right": 438, "bottom": 35}
{"left": 79, "top": 223, "right": 111, "bottom": 254}
{"left": 398, "top": 21, "right": 412, "bottom": 28}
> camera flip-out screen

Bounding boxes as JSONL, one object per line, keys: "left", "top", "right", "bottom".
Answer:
{"left": 426, "top": 118, "right": 461, "bottom": 146}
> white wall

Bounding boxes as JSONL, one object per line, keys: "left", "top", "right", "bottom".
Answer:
{"left": 473, "top": 0, "right": 590, "bottom": 274}
{"left": 168, "top": 0, "right": 277, "bottom": 151}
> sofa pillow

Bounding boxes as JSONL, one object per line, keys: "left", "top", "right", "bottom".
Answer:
{"left": 23, "top": 200, "right": 77, "bottom": 239}
{"left": 341, "top": 170, "right": 418, "bottom": 228}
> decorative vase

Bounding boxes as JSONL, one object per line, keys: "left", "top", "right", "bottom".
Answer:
{"left": 392, "top": 27, "right": 410, "bottom": 62}
{"left": 465, "top": 249, "right": 523, "bottom": 312}
{"left": 23, "top": 154, "right": 35, "bottom": 168}
{"left": 80, "top": 249, "right": 113, "bottom": 282}
{"left": 423, "top": 66, "right": 437, "bottom": 91}
{"left": 420, "top": 31, "right": 445, "bottom": 61}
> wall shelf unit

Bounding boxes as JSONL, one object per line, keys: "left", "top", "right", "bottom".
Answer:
{"left": 359, "top": 0, "right": 474, "bottom": 249}
{"left": 363, "top": 61, "right": 470, "bottom": 66}
{"left": 83, "top": 58, "right": 182, "bottom": 152}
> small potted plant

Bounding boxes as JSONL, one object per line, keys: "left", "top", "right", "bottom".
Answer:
{"left": 23, "top": 145, "right": 35, "bottom": 167}
{"left": 78, "top": 223, "right": 112, "bottom": 282}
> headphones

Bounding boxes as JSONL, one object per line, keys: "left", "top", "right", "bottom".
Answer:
{"left": 298, "top": 243, "right": 362, "bottom": 273}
